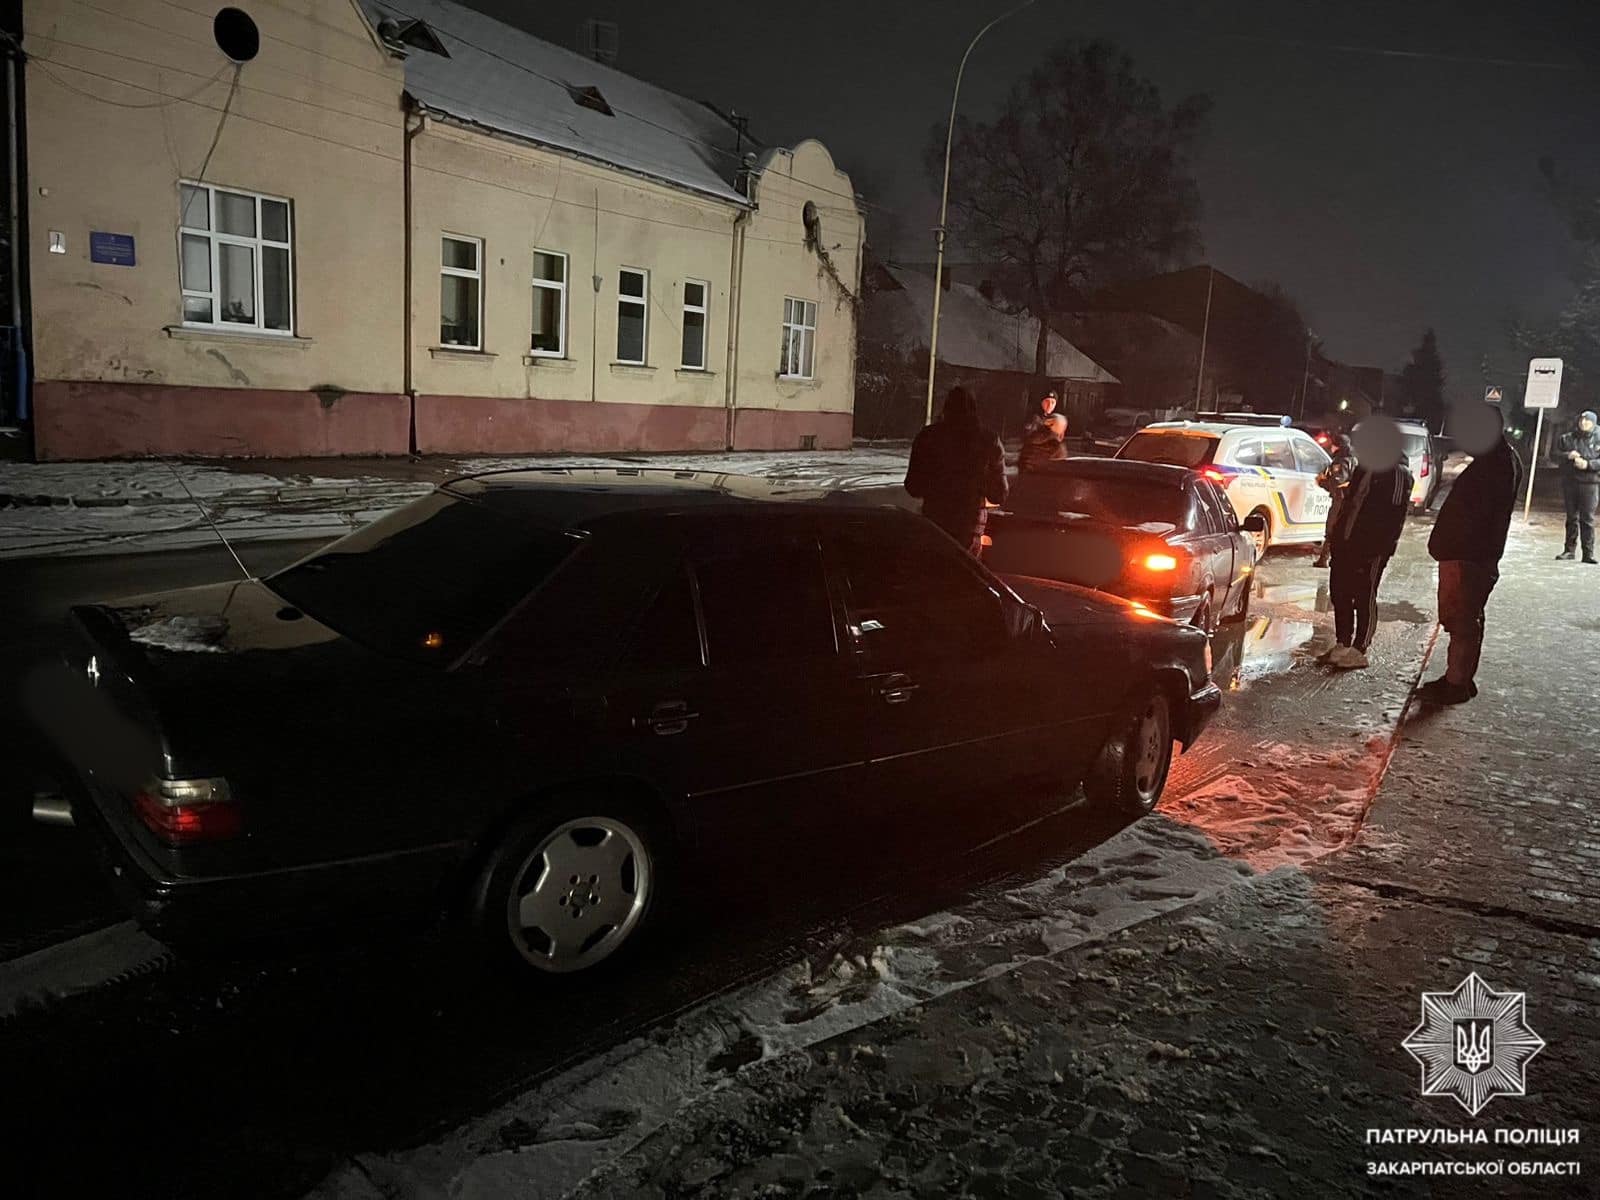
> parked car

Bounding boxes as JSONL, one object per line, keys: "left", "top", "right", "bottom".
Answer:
{"left": 1115, "top": 420, "right": 1334, "bottom": 555}
{"left": 1395, "top": 420, "right": 1440, "bottom": 511}
{"left": 984, "top": 459, "right": 1259, "bottom": 632}
{"left": 33, "top": 470, "right": 1221, "bottom": 977}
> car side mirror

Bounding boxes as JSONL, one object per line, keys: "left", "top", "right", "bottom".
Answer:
{"left": 1241, "top": 513, "right": 1268, "bottom": 534}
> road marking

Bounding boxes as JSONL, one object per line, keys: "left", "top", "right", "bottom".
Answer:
{"left": 0, "top": 921, "right": 169, "bottom": 1021}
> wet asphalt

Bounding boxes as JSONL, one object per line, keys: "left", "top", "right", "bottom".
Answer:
{"left": 0, "top": 525, "right": 1438, "bottom": 1199}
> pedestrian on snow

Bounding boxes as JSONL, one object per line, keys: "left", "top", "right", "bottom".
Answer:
{"left": 1312, "top": 432, "right": 1356, "bottom": 569}
{"left": 1554, "top": 409, "right": 1600, "bottom": 563}
{"left": 1017, "top": 414, "right": 1069, "bottom": 474}
{"left": 905, "top": 386, "right": 1009, "bottom": 555}
{"left": 1419, "top": 403, "right": 1523, "bottom": 705}
{"left": 1320, "top": 420, "right": 1411, "bottom": 670}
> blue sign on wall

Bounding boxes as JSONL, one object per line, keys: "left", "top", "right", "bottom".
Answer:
{"left": 89, "top": 232, "right": 136, "bottom": 267}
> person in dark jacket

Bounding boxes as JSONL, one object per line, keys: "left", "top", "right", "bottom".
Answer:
{"left": 905, "top": 386, "right": 1008, "bottom": 555}
{"left": 1554, "top": 409, "right": 1600, "bottom": 562}
{"left": 1419, "top": 403, "right": 1523, "bottom": 704}
{"left": 1312, "top": 433, "right": 1356, "bottom": 569}
{"left": 1017, "top": 414, "right": 1069, "bottom": 474}
{"left": 1023, "top": 391, "right": 1059, "bottom": 436}
{"left": 1321, "top": 421, "right": 1411, "bottom": 669}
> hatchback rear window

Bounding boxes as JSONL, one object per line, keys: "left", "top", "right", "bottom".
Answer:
{"left": 267, "top": 491, "right": 576, "bottom": 663}
{"left": 1118, "top": 431, "right": 1219, "bottom": 469}
{"left": 1009, "top": 471, "right": 1184, "bottom": 527}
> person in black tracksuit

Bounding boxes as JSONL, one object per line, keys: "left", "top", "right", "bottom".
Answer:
{"left": 1554, "top": 409, "right": 1600, "bottom": 563}
{"left": 1322, "top": 430, "right": 1411, "bottom": 669}
{"left": 905, "top": 386, "right": 1009, "bottom": 555}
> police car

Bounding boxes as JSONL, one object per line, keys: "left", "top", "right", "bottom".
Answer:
{"left": 1113, "top": 415, "right": 1333, "bottom": 554}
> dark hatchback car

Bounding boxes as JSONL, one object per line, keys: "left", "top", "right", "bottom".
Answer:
{"left": 984, "top": 459, "right": 1258, "bottom": 632}
{"left": 33, "top": 470, "right": 1220, "bottom": 977}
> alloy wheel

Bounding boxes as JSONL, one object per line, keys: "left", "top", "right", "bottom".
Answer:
{"left": 505, "top": 816, "right": 652, "bottom": 973}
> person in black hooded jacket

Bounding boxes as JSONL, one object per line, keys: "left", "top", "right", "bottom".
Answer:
{"left": 1321, "top": 420, "right": 1412, "bottom": 669}
{"left": 1419, "top": 403, "right": 1523, "bottom": 704}
{"left": 1554, "top": 409, "right": 1600, "bottom": 562}
{"left": 905, "top": 386, "right": 1008, "bottom": 555}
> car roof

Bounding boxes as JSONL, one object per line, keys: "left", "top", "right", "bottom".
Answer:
{"left": 1394, "top": 421, "right": 1431, "bottom": 435}
{"left": 1138, "top": 420, "right": 1314, "bottom": 439}
{"left": 1024, "top": 457, "right": 1192, "bottom": 487}
{"left": 441, "top": 468, "right": 894, "bottom": 531}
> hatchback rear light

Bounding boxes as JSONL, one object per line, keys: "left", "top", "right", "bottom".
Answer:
{"left": 1419, "top": 453, "right": 1430, "bottom": 478}
{"left": 132, "top": 777, "right": 241, "bottom": 844}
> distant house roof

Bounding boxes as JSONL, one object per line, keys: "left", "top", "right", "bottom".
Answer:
{"left": 871, "top": 266, "right": 1116, "bottom": 383}
{"left": 363, "top": 0, "right": 749, "bottom": 206}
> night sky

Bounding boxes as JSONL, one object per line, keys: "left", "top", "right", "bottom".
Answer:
{"left": 465, "top": 0, "right": 1600, "bottom": 398}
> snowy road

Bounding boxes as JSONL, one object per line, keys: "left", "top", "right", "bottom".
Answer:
{"left": 0, "top": 521, "right": 1453, "bottom": 1198}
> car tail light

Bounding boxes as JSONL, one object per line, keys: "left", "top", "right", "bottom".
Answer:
{"left": 132, "top": 777, "right": 241, "bottom": 844}
{"left": 1143, "top": 552, "right": 1179, "bottom": 572}
{"left": 1419, "top": 452, "right": 1430, "bottom": 478}
{"left": 1198, "top": 466, "right": 1227, "bottom": 484}
{"left": 979, "top": 534, "right": 993, "bottom": 547}
{"left": 1315, "top": 434, "right": 1330, "bottom": 445}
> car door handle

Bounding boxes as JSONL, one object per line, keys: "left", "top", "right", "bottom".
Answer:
{"left": 877, "top": 674, "right": 920, "bottom": 705}
{"left": 635, "top": 700, "right": 699, "bottom": 736}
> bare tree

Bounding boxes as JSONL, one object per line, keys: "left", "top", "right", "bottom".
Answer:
{"left": 927, "top": 39, "right": 1210, "bottom": 388}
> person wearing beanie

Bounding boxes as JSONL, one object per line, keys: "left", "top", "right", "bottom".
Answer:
{"left": 1555, "top": 409, "right": 1600, "bottom": 563}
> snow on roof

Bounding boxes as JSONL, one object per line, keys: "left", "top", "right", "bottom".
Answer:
{"left": 363, "top": 0, "right": 749, "bottom": 206}
{"left": 874, "top": 266, "right": 1117, "bottom": 383}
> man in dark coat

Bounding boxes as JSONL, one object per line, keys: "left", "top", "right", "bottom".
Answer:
{"left": 1312, "top": 433, "right": 1355, "bottom": 569}
{"left": 1419, "top": 404, "right": 1523, "bottom": 704}
{"left": 1017, "top": 414, "right": 1069, "bottom": 474}
{"left": 1322, "top": 421, "right": 1412, "bottom": 669}
{"left": 1554, "top": 409, "right": 1600, "bottom": 563}
{"left": 905, "top": 386, "right": 1008, "bottom": 555}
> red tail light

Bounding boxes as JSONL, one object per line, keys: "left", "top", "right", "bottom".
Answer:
{"left": 132, "top": 777, "right": 241, "bottom": 844}
{"left": 1419, "top": 453, "right": 1430, "bottom": 478}
{"left": 1198, "top": 466, "right": 1227, "bottom": 484}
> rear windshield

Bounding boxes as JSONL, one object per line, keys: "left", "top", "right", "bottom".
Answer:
{"left": 267, "top": 491, "right": 576, "bottom": 663}
{"left": 1009, "top": 471, "right": 1184, "bottom": 527}
{"left": 1118, "top": 430, "right": 1219, "bottom": 469}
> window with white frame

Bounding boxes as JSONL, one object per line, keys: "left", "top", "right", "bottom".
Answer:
{"left": 780, "top": 297, "right": 817, "bottom": 379}
{"left": 530, "top": 249, "right": 567, "bottom": 356}
{"left": 617, "top": 267, "right": 648, "bottom": 364}
{"left": 681, "top": 279, "right": 708, "bottom": 369}
{"left": 440, "top": 234, "right": 483, "bottom": 349}
{"left": 179, "top": 182, "right": 294, "bottom": 334}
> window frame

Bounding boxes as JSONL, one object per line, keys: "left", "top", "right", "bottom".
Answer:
{"left": 439, "top": 233, "right": 484, "bottom": 351}
{"left": 680, "top": 278, "right": 709, "bottom": 370}
{"left": 1261, "top": 437, "right": 1298, "bottom": 472}
{"left": 1292, "top": 436, "right": 1331, "bottom": 475}
{"left": 177, "top": 180, "right": 295, "bottom": 336}
{"left": 529, "top": 248, "right": 568, "bottom": 358}
{"left": 616, "top": 266, "right": 649, "bottom": 365}
{"left": 780, "top": 296, "right": 817, "bottom": 380}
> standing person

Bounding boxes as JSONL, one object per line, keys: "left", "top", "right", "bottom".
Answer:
{"left": 1312, "top": 433, "right": 1356, "bottom": 569}
{"left": 1418, "top": 404, "right": 1523, "bottom": 704}
{"left": 1017, "top": 414, "right": 1069, "bottom": 473}
{"left": 905, "top": 386, "right": 1008, "bottom": 555}
{"left": 1554, "top": 409, "right": 1600, "bottom": 563}
{"left": 1321, "top": 421, "right": 1410, "bottom": 669}
{"left": 1024, "top": 390, "right": 1059, "bottom": 432}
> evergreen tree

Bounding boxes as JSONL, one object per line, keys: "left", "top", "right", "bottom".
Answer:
{"left": 1400, "top": 329, "right": 1446, "bottom": 431}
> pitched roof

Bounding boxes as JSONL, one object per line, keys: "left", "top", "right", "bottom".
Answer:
{"left": 363, "top": 0, "right": 749, "bottom": 206}
{"left": 870, "top": 266, "right": 1117, "bottom": 383}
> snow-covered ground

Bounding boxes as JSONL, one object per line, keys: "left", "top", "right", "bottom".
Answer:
{"left": 0, "top": 450, "right": 914, "bottom": 559}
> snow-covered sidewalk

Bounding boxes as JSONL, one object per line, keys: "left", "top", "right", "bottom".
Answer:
{"left": 0, "top": 449, "right": 914, "bottom": 559}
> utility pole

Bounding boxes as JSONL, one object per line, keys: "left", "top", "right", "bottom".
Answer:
{"left": 1192, "top": 266, "right": 1214, "bottom": 414}
{"left": 925, "top": 0, "right": 1038, "bottom": 426}
{"left": 1298, "top": 331, "right": 1315, "bottom": 420}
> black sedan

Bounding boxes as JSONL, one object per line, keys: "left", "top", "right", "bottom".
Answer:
{"left": 30, "top": 470, "right": 1220, "bottom": 977}
{"left": 983, "top": 458, "right": 1261, "bottom": 632}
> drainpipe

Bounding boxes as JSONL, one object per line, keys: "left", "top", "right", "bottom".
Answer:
{"left": 6, "top": 45, "right": 26, "bottom": 424}
{"left": 723, "top": 207, "right": 749, "bottom": 451}
{"left": 402, "top": 108, "right": 422, "bottom": 455}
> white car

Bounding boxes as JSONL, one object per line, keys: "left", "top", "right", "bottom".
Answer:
{"left": 1395, "top": 420, "right": 1440, "bottom": 511}
{"left": 1115, "top": 419, "right": 1333, "bottom": 554}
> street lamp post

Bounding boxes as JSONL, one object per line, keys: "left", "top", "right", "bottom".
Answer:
{"left": 1298, "top": 330, "right": 1317, "bottom": 420}
{"left": 924, "top": 0, "right": 1039, "bottom": 426}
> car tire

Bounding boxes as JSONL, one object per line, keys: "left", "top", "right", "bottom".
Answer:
{"left": 1246, "top": 509, "right": 1272, "bottom": 559}
{"left": 472, "top": 791, "right": 670, "bottom": 978}
{"left": 1221, "top": 579, "right": 1251, "bottom": 624}
{"left": 1083, "top": 690, "right": 1174, "bottom": 818}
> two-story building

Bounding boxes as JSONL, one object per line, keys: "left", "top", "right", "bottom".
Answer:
{"left": 17, "top": 0, "right": 862, "bottom": 459}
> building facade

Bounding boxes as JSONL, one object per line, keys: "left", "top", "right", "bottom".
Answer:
{"left": 19, "top": 0, "right": 862, "bottom": 459}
